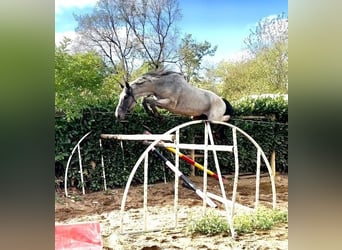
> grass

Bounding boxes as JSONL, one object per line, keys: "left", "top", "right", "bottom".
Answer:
{"left": 188, "top": 210, "right": 230, "bottom": 235}
{"left": 188, "top": 207, "right": 287, "bottom": 236}
{"left": 55, "top": 194, "right": 65, "bottom": 205}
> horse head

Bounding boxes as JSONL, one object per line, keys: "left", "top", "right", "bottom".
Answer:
{"left": 115, "top": 81, "right": 137, "bottom": 120}
{"left": 115, "top": 74, "right": 157, "bottom": 120}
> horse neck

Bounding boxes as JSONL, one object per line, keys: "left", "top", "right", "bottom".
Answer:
{"left": 131, "top": 84, "right": 155, "bottom": 98}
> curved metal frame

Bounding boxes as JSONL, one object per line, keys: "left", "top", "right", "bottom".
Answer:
{"left": 117, "top": 120, "right": 276, "bottom": 236}
{"left": 63, "top": 131, "right": 107, "bottom": 197}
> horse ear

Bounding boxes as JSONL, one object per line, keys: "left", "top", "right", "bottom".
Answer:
{"left": 125, "top": 81, "right": 130, "bottom": 89}
{"left": 119, "top": 82, "right": 124, "bottom": 89}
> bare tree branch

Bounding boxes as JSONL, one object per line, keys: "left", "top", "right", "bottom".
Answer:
{"left": 74, "top": 0, "right": 181, "bottom": 83}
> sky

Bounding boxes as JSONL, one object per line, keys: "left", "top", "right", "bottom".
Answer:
{"left": 55, "top": 0, "right": 288, "bottom": 63}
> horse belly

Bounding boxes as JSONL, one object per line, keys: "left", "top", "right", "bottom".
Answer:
{"left": 174, "top": 98, "right": 210, "bottom": 116}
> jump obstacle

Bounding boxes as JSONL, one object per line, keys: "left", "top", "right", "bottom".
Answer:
{"left": 63, "top": 120, "right": 277, "bottom": 238}
{"left": 101, "top": 120, "right": 276, "bottom": 237}
{"left": 143, "top": 129, "right": 226, "bottom": 181}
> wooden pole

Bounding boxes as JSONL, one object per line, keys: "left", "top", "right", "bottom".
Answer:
{"left": 190, "top": 137, "right": 195, "bottom": 176}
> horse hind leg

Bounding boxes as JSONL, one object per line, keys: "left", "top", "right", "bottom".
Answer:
{"left": 206, "top": 113, "right": 231, "bottom": 122}
{"left": 221, "top": 115, "right": 231, "bottom": 122}
{"left": 192, "top": 114, "right": 208, "bottom": 120}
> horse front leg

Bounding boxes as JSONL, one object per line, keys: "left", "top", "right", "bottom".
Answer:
{"left": 142, "top": 96, "right": 161, "bottom": 118}
{"left": 154, "top": 98, "right": 172, "bottom": 108}
{"left": 143, "top": 97, "right": 174, "bottom": 118}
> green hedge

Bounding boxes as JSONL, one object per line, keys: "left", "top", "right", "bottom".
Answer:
{"left": 55, "top": 96, "right": 288, "bottom": 192}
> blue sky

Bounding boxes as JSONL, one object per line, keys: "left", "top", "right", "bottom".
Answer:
{"left": 55, "top": 0, "right": 288, "bottom": 62}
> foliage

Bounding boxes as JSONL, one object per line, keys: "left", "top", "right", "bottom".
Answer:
{"left": 215, "top": 59, "right": 269, "bottom": 102}
{"left": 215, "top": 48, "right": 287, "bottom": 102}
{"left": 55, "top": 96, "right": 287, "bottom": 192}
{"left": 177, "top": 34, "right": 217, "bottom": 83}
{"left": 243, "top": 12, "right": 288, "bottom": 90}
{"left": 209, "top": 13, "right": 288, "bottom": 102}
{"left": 233, "top": 95, "right": 288, "bottom": 122}
{"left": 188, "top": 210, "right": 229, "bottom": 235}
{"left": 231, "top": 95, "right": 288, "bottom": 173}
{"left": 233, "top": 207, "right": 288, "bottom": 234}
{"left": 55, "top": 38, "right": 109, "bottom": 120}
{"left": 188, "top": 207, "right": 287, "bottom": 236}
{"left": 244, "top": 13, "right": 288, "bottom": 56}
{"left": 55, "top": 40, "right": 155, "bottom": 121}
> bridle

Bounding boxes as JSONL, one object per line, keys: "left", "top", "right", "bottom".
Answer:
{"left": 126, "top": 86, "right": 138, "bottom": 104}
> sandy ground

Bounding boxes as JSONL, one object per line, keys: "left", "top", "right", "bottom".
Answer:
{"left": 55, "top": 174, "right": 288, "bottom": 249}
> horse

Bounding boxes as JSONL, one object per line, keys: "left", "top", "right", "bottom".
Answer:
{"left": 115, "top": 70, "right": 233, "bottom": 122}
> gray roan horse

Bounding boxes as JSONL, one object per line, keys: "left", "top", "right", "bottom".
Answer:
{"left": 115, "top": 71, "right": 233, "bottom": 121}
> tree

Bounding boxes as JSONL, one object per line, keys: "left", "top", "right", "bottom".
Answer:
{"left": 213, "top": 13, "right": 288, "bottom": 101}
{"left": 74, "top": 0, "right": 138, "bottom": 83}
{"left": 244, "top": 13, "right": 288, "bottom": 89}
{"left": 117, "top": 0, "right": 182, "bottom": 70}
{"left": 74, "top": 0, "right": 181, "bottom": 82}
{"left": 216, "top": 56, "right": 280, "bottom": 102}
{"left": 177, "top": 34, "right": 217, "bottom": 83}
{"left": 55, "top": 38, "right": 108, "bottom": 120}
{"left": 244, "top": 13, "right": 288, "bottom": 56}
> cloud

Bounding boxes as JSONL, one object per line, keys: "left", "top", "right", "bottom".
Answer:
{"left": 55, "top": 31, "right": 77, "bottom": 46}
{"left": 261, "top": 14, "right": 279, "bottom": 21}
{"left": 226, "top": 49, "right": 252, "bottom": 63}
{"left": 55, "top": 0, "right": 98, "bottom": 13}
{"left": 204, "top": 49, "right": 252, "bottom": 65}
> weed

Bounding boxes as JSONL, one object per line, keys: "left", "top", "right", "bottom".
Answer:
{"left": 188, "top": 207, "right": 287, "bottom": 236}
{"left": 188, "top": 210, "right": 229, "bottom": 235}
{"left": 55, "top": 195, "right": 65, "bottom": 205}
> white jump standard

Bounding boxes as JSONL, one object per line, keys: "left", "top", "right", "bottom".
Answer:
{"left": 99, "top": 120, "right": 277, "bottom": 237}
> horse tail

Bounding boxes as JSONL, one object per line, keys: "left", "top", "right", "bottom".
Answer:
{"left": 213, "top": 98, "right": 235, "bottom": 141}
{"left": 222, "top": 98, "right": 234, "bottom": 117}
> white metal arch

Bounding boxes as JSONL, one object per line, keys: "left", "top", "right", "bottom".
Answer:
{"left": 116, "top": 120, "right": 276, "bottom": 236}
{"left": 63, "top": 131, "right": 108, "bottom": 197}
{"left": 64, "top": 131, "right": 92, "bottom": 197}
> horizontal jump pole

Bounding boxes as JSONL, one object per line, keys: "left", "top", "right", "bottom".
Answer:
{"left": 143, "top": 130, "right": 225, "bottom": 181}
{"left": 206, "top": 192, "right": 253, "bottom": 212}
{"left": 153, "top": 142, "right": 234, "bottom": 152}
{"left": 164, "top": 146, "right": 226, "bottom": 181}
{"left": 100, "top": 134, "right": 175, "bottom": 141}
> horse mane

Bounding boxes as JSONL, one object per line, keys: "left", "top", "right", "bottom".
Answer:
{"left": 143, "top": 69, "right": 183, "bottom": 78}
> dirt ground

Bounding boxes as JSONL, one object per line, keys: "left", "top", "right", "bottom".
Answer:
{"left": 55, "top": 174, "right": 288, "bottom": 249}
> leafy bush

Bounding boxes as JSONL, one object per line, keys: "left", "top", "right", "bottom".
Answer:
{"left": 55, "top": 96, "right": 287, "bottom": 192}
{"left": 233, "top": 95, "right": 288, "bottom": 122}
{"left": 55, "top": 39, "right": 110, "bottom": 121}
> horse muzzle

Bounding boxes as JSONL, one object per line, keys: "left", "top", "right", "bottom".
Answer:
{"left": 115, "top": 112, "right": 126, "bottom": 120}
{"left": 115, "top": 108, "right": 126, "bottom": 120}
